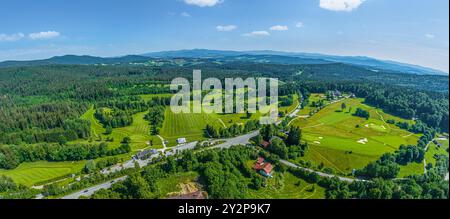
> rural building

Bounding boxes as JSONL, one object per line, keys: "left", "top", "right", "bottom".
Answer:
{"left": 177, "top": 138, "right": 187, "bottom": 144}
{"left": 135, "top": 149, "right": 158, "bottom": 160}
{"left": 253, "top": 157, "right": 273, "bottom": 177}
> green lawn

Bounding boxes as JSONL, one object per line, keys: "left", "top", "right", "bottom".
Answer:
{"left": 291, "top": 97, "right": 421, "bottom": 174}
{"left": 160, "top": 105, "right": 221, "bottom": 147}
{"left": 399, "top": 162, "right": 424, "bottom": 178}
{"left": 0, "top": 161, "right": 85, "bottom": 187}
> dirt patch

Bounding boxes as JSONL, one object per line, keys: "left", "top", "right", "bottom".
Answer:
{"left": 167, "top": 182, "right": 201, "bottom": 197}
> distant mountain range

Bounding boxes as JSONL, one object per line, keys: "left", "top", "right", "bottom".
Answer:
{"left": 143, "top": 49, "right": 448, "bottom": 75}
{"left": 0, "top": 49, "right": 447, "bottom": 76}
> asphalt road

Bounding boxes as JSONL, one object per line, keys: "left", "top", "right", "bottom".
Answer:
{"left": 61, "top": 176, "right": 127, "bottom": 199}
{"left": 279, "top": 159, "right": 366, "bottom": 183}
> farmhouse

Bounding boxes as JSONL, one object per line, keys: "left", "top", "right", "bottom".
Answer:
{"left": 253, "top": 157, "right": 273, "bottom": 177}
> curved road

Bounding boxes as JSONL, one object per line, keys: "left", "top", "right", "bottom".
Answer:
{"left": 279, "top": 159, "right": 366, "bottom": 183}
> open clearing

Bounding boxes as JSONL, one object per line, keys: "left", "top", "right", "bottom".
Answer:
{"left": 157, "top": 171, "right": 201, "bottom": 198}
{"left": 291, "top": 97, "right": 421, "bottom": 174}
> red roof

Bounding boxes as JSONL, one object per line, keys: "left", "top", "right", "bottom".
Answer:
{"left": 256, "top": 157, "right": 265, "bottom": 164}
{"left": 253, "top": 158, "right": 273, "bottom": 175}
{"left": 262, "top": 163, "right": 273, "bottom": 174}
{"left": 260, "top": 140, "right": 270, "bottom": 148}
{"left": 253, "top": 163, "right": 264, "bottom": 170}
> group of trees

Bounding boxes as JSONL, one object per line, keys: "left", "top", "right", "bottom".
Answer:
{"left": 144, "top": 105, "right": 165, "bottom": 135}
{"left": 354, "top": 153, "right": 400, "bottom": 179}
{"left": 94, "top": 108, "right": 133, "bottom": 129}
{"left": 0, "top": 119, "right": 91, "bottom": 145}
{"left": 83, "top": 156, "right": 121, "bottom": 174}
{"left": 0, "top": 142, "right": 131, "bottom": 169}
{"left": 259, "top": 125, "right": 308, "bottom": 160}
{"left": 0, "top": 175, "right": 35, "bottom": 199}
{"left": 353, "top": 108, "right": 370, "bottom": 120}
{"left": 279, "top": 95, "right": 294, "bottom": 107}
{"left": 205, "top": 120, "right": 260, "bottom": 139}
{"left": 0, "top": 101, "right": 91, "bottom": 145}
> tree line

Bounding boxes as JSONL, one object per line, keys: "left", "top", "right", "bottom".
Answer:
{"left": 0, "top": 142, "right": 131, "bottom": 169}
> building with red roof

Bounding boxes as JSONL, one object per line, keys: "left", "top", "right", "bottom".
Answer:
{"left": 252, "top": 157, "right": 273, "bottom": 177}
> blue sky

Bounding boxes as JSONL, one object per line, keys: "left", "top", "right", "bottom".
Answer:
{"left": 0, "top": 0, "right": 448, "bottom": 72}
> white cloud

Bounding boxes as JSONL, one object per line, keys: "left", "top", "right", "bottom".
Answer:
{"left": 242, "top": 31, "right": 270, "bottom": 37}
{"left": 319, "top": 0, "right": 365, "bottom": 12}
{"left": 180, "top": 12, "right": 191, "bottom": 17}
{"left": 29, "top": 31, "right": 60, "bottom": 40}
{"left": 270, "top": 25, "right": 289, "bottom": 31}
{"left": 184, "top": 0, "right": 223, "bottom": 7}
{"left": 425, "top": 33, "right": 435, "bottom": 39}
{"left": 0, "top": 33, "right": 25, "bottom": 42}
{"left": 216, "top": 25, "right": 237, "bottom": 32}
{"left": 295, "top": 22, "right": 304, "bottom": 28}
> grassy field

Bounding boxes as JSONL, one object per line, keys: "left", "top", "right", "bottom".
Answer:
{"left": 80, "top": 107, "right": 162, "bottom": 151}
{"left": 398, "top": 162, "right": 424, "bottom": 178}
{"left": 425, "top": 139, "right": 449, "bottom": 166}
{"left": 160, "top": 105, "right": 219, "bottom": 147}
{"left": 298, "top": 93, "right": 329, "bottom": 116}
{"left": 160, "top": 95, "right": 296, "bottom": 146}
{"left": 0, "top": 161, "right": 85, "bottom": 187}
{"left": 139, "top": 93, "right": 174, "bottom": 101}
{"left": 291, "top": 97, "right": 421, "bottom": 175}
{"left": 244, "top": 171, "right": 325, "bottom": 199}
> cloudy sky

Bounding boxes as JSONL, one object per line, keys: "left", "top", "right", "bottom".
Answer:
{"left": 0, "top": 0, "right": 448, "bottom": 72}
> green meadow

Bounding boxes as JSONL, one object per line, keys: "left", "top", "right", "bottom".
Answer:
{"left": 0, "top": 161, "right": 85, "bottom": 187}
{"left": 291, "top": 97, "right": 421, "bottom": 175}
{"left": 298, "top": 93, "right": 329, "bottom": 116}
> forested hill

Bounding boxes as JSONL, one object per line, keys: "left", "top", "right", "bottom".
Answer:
{"left": 0, "top": 55, "right": 151, "bottom": 68}
{"left": 1, "top": 49, "right": 448, "bottom": 76}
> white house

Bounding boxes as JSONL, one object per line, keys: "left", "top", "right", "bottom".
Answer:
{"left": 177, "top": 138, "right": 187, "bottom": 144}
